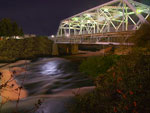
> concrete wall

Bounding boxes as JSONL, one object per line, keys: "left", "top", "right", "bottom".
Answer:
{"left": 70, "top": 44, "right": 78, "bottom": 54}
{"left": 52, "top": 44, "right": 78, "bottom": 56}
{"left": 52, "top": 43, "right": 59, "bottom": 56}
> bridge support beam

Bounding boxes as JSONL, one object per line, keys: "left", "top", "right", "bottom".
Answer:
{"left": 52, "top": 43, "right": 79, "bottom": 55}
{"left": 52, "top": 43, "right": 59, "bottom": 56}
{"left": 60, "top": 44, "right": 78, "bottom": 55}
{"left": 70, "top": 44, "right": 79, "bottom": 54}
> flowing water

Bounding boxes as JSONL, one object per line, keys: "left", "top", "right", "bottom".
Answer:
{"left": 1, "top": 58, "right": 93, "bottom": 113}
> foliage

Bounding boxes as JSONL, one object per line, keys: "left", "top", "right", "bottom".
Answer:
{"left": 0, "top": 18, "right": 23, "bottom": 37}
{"left": 71, "top": 53, "right": 150, "bottom": 113}
{"left": 79, "top": 55, "right": 120, "bottom": 78}
{"left": 131, "top": 23, "right": 150, "bottom": 48}
{"left": 0, "top": 37, "right": 53, "bottom": 62}
{"left": 70, "top": 88, "right": 115, "bottom": 113}
{"left": 70, "top": 23, "right": 150, "bottom": 113}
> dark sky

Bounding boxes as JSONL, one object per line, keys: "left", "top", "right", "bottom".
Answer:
{"left": 0, "top": 0, "right": 149, "bottom": 36}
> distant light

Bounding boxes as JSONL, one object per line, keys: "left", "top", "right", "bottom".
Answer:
{"left": 66, "top": 34, "right": 70, "bottom": 37}
{"left": 51, "top": 35, "right": 55, "bottom": 38}
{"left": 15, "top": 36, "right": 20, "bottom": 39}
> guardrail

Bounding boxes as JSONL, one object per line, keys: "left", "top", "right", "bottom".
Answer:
{"left": 51, "top": 31, "right": 135, "bottom": 45}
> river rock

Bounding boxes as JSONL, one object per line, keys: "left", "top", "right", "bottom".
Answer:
{"left": 10, "top": 67, "right": 26, "bottom": 76}
{"left": 0, "top": 69, "right": 28, "bottom": 103}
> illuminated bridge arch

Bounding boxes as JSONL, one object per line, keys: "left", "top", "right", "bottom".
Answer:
{"left": 57, "top": 0, "right": 150, "bottom": 37}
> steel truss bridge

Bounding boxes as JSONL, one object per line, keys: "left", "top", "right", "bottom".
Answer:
{"left": 53, "top": 0, "right": 150, "bottom": 45}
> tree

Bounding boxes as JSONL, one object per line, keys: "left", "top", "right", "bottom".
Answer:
{"left": 0, "top": 18, "right": 23, "bottom": 37}
{"left": 12, "top": 21, "right": 23, "bottom": 36}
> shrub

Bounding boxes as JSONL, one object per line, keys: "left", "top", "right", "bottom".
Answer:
{"left": 0, "top": 37, "right": 53, "bottom": 62}
{"left": 71, "top": 52, "right": 150, "bottom": 113}
{"left": 79, "top": 55, "right": 120, "bottom": 78}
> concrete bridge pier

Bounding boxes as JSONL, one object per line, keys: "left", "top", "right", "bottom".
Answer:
{"left": 70, "top": 44, "right": 78, "bottom": 54}
{"left": 52, "top": 43, "right": 59, "bottom": 56}
{"left": 52, "top": 43, "right": 78, "bottom": 55}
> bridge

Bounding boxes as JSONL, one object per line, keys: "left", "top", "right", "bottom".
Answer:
{"left": 54, "top": 31, "right": 134, "bottom": 45}
{"left": 52, "top": 0, "right": 150, "bottom": 45}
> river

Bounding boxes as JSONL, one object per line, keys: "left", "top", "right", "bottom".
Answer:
{"left": 1, "top": 57, "right": 93, "bottom": 113}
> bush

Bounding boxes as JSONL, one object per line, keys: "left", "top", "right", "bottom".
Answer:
{"left": 70, "top": 88, "right": 115, "bottom": 113}
{"left": 71, "top": 53, "right": 150, "bottom": 113}
{"left": 131, "top": 23, "right": 150, "bottom": 48}
{"left": 79, "top": 55, "right": 120, "bottom": 78}
{"left": 0, "top": 37, "right": 53, "bottom": 62}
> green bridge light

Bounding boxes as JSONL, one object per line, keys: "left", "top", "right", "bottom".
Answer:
{"left": 136, "top": 9, "right": 143, "bottom": 14}
{"left": 72, "top": 17, "right": 79, "bottom": 21}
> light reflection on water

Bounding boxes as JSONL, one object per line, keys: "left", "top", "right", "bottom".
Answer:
{"left": 41, "top": 61, "right": 57, "bottom": 75}
{"left": 40, "top": 61, "right": 61, "bottom": 76}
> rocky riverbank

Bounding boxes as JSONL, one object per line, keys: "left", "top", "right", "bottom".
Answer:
{"left": 0, "top": 60, "right": 30, "bottom": 103}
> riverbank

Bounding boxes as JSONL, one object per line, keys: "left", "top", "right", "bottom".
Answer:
{"left": 0, "top": 60, "right": 31, "bottom": 70}
{"left": 62, "top": 47, "right": 113, "bottom": 64}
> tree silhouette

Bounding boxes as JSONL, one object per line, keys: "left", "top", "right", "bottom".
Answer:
{"left": 0, "top": 18, "right": 23, "bottom": 37}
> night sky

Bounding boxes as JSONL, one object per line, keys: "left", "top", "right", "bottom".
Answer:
{"left": 0, "top": 0, "right": 149, "bottom": 36}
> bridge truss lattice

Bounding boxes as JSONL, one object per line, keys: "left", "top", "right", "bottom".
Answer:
{"left": 57, "top": 0, "right": 150, "bottom": 37}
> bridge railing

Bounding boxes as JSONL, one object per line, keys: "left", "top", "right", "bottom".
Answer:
{"left": 51, "top": 31, "right": 135, "bottom": 45}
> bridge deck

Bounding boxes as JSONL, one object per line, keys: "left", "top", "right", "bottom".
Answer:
{"left": 60, "top": 31, "right": 135, "bottom": 38}
{"left": 52, "top": 31, "right": 135, "bottom": 45}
